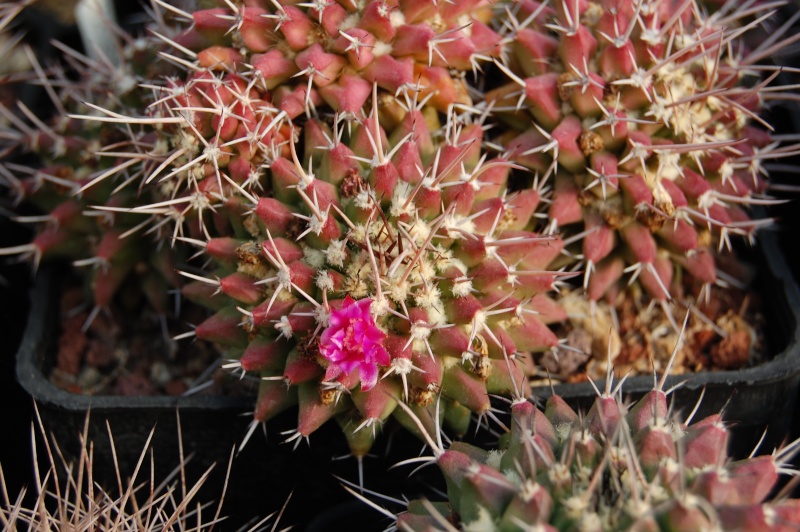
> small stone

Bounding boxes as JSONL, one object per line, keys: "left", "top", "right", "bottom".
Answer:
{"left": 150, "top": 361, "right": 172, "bottom": 387}
{"left": 114, "top": 373, "right": 156, "bottom": 396}
{"left": 710, "top": 330, "right": 751, "bottom": 369}
{"left": 539, "top": 346, "right": 588, "bottom": 378}
{"left": 164, "top": 379, "right": 188, "bottom": 396}
{"left": 77, "top": 366, "right": 102, "bottom": 390}
{"left": 85, "top": 339, "right": 115, "bottom": 368}
{"left": 692, "top": 329, "right": 716, "bottom": 350}
{"left": 50, "top": 368, "right": 79, "bottom": 392}
{"left": 57, "top": 314, "right": 88, "bottom": 376}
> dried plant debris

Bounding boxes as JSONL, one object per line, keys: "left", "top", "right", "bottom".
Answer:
{"left": 535, "top": 281, "right": 764, "bottom": 383}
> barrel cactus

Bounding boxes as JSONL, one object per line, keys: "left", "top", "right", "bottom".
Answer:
{"left": 395, "top": 352, "right": 800, "bottom": 531}
{"left": 484, "top": 0, "right": 795, "bottom": 375}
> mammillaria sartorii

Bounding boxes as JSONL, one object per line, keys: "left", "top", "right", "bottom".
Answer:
{"left": 0, "top": 0, "right": 570, "bottom": 458}
{"left": 124, "top": 1, "right": 565, "bottom": 457}
{"left": 484, "top": 0, "right": 799, "bottom": 352}
{"left": 174, "top": 88, "right": 572, "bottom": 456}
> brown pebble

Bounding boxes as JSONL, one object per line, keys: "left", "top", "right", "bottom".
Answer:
{"left": 164, "top": 379, "right": 188, "bottom": 396}
{"left": 617, "top": 342, "right": 645, "bottom": 366}
{"left": 538, "top": 348, "right": 588, "bottom": 378}
{"left": 114, "top": 373, "right": 157, "bottom": 396}
{"left": 85, "top": 339, "right": 115, "bottom": 368}
{"left": 710, "top": 330, "right": 751, "bottom": 369}
{"left": 57, "top": 314, "right": 88, "bottom": 376}
{"left": 691, "top": 329, "right": 716, "bottom": 355}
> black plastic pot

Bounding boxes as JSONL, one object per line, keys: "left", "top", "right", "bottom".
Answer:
{"left": 15, "top": 270, "right": 440, "bottom": 530}
{"left": 531, "top": 228, "right": 800, "bottom": 459}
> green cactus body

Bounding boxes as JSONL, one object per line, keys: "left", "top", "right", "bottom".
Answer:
{"left": 180, "top": 99, "right": 564, "bottom": 451}
{"left": 399, "top": 388, "right": 800, "bottom": 531}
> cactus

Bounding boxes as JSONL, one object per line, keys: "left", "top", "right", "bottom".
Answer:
{"left": 0, "top": 0, "right": 795, "bottom": 472}
{"left": 174, "top": 88, "right": 568, "bottom": 455}
{"left": 394, "top": 386, "right": 800, "bottom": 531}
{"left": 179, "top": 0, "right": 505, "bottom": 116}
{"left": 0, "top": 0, "right": 567, "bottom": 459}
{"left": 391, "top": 329, "right": 800, "bottom": 531}
{"left": 94, "top": 0, "right": 568, "bottom": 456}
{"left": 485, "top": 0, "right": 797, "bottom": 371}
{"left": 0, "top": 6, "right": 185, "bottom": 327}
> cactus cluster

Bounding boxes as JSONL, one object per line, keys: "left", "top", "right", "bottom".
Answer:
{"left": 485, "top": 0, "right": 796, "bottom": 368}
{"left": 493, "top": 0, "right": 781, "bottom": 297}
{"left": 0, "top": 0, "right": 795, "bottom": 468}
{"left": 0, "top": 0, "right": 569, "bottom": 457}
{"left": 395, "top": 368, "right": 800, "bottom": 531}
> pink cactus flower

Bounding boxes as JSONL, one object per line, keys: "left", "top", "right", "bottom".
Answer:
{"left": 320, "top": 296, "right": 389, "bottom": 391}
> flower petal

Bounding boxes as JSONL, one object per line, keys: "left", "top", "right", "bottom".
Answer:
{"left": 324, "top": 364, "right": 343, "bottom": 382}
{"left": 359, "top": 361, "right": 379, "bottom": 391}
{"left": 372, "top": 345, "right": 391, "bottom": 366}
{"left": 317, "top": 296, "right": 387, "bottom": 391}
